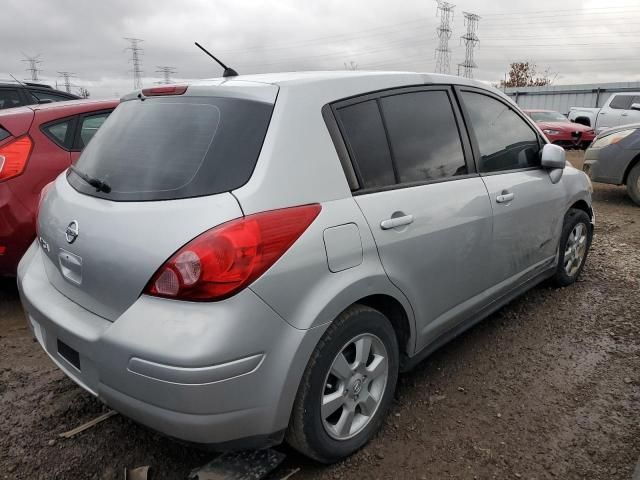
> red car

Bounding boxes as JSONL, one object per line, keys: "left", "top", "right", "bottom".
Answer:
{"left": 524, "top": 109, "right": 596, "bottom": 149}
{"left": 0, "top": 99, "right": 118, "bottom": 276}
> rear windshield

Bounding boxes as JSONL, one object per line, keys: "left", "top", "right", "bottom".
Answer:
{"left": 68, "top": 95, "right": 274, "bottom": 201}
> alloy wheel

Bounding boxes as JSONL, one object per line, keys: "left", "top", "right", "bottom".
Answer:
{"left": 564, "top": 222, "right": 588, "bottom": 277}
{"left": 321, "top": 333, "right": 389, "bottom": 440}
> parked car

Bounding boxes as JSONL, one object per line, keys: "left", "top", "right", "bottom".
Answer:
{"left": 18, "top": 72, "right": 594, "bottom": 463}
{"left": 0, "top": 80, "right": 80, "bottom": 110}
{"left": 568, "top": 92, "right": 640, "bottom": 133}
{"left": 0, "top": 99, "right": 117, "bottom": 275}
{"left": 583, "top": 123, "right": 640, "bottom": 205}
{"left": 524, "top": 109, "right": 595, "bottom": 149}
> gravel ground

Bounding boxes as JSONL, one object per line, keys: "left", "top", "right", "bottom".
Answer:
{"left": 1, "top": 151, "right": 638, "bottom": 479}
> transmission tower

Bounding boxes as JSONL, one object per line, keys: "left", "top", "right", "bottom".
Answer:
{"left": 22, "top": 54, "right": 43, "bottom": 81}
{"left": 434, "top": 1, "right": 455, "bottom": 74}
{"left": 458, "top": 12, "right": 481, "bottom": 79}
{"left": 124, "top": 37, "right": 144, "bottom": 89}
{"left": 57, "top": 72, "right": 75, "bottom": 93}
{"left": 155, "top": 66, "right": 177, "bottom": 84}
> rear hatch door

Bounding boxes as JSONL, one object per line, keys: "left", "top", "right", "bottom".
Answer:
{"left": 37, "top": 83, "right": 277, "bottom": 321}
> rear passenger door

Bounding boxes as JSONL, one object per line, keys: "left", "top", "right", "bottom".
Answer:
{"left": 599, "top": 94, "right": 633, "bottom": 130}
{"left": 333, "top": 86, "right": 494, "bottom": 351}
{"left": 458, "top": 88, "right": 565, "bottom": 288}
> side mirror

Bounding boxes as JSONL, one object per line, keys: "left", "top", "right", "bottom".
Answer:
{"left": 541, "top": 143, "right": 566, "bottom": 170}
{"left": 630, "top": 103, "right": 640, "bottom": 111}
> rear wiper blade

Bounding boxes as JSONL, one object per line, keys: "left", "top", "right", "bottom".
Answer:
{"left": 69, "top": 165, "right": 111, "bottom": 193}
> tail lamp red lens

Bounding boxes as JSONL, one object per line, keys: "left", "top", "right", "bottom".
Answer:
{"left": 141, "top": 85, "right": 188, "bottom": 96}
{"left": 145, "top": 204, "right": 322, "bottom": 301}
{"left": 0, "top": 136, "right": 32, "bottom": 182}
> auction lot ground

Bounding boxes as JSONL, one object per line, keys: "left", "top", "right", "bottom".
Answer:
{"left": 1, "top": 151, "right": 638, "bottom": 480}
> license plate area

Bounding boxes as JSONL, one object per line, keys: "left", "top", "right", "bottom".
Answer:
{"left": 57, "top": 340, "right": 81, "bottom": 371}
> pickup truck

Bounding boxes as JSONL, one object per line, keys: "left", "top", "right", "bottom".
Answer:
{"left": 568, "top": 92, "right": 640, "bottom": 133}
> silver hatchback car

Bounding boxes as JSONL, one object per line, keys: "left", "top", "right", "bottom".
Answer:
{"left": 18, "top": 71, "right": 593, "bottom": 462}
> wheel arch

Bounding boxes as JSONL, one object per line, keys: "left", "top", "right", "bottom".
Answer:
{"left": 622, "top": 152, "right": 640, "bottom": 184}
{"left": 569, "top": 199, "right": 593, "bottom": 221}
{"left": 573, "top": 116, "right": 591, "bottom": 127}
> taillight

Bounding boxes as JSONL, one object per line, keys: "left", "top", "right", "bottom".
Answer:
{"left": 0, "top": 136, "right": 32, "bottom": 182}
{"left": 141, "top": 85, "right": 188, "bottom": 96}
{"left": 145, "top": 204, "right": 322, "bottom": 301}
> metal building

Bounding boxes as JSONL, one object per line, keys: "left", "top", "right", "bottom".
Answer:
{"left": 503, "top": 81, "right": 640, "bottom": 115}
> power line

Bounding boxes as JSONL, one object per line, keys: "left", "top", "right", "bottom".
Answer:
{"left": 434, "top": 1, "right": 455, "bottom": 74}
{"left": 124, "top": 37, "right": 144, "bottom": 89}
{"left": 57, "top": 72, "right": 75, "bottom": 93}
{"left": 155, "top": 66, "right": 177, "bottom": 84}
{"left": 458, "top": 12, "right": 480, "bottom": 78}
{"left": 22, "top": 54, "right": 43, "bottom": 81}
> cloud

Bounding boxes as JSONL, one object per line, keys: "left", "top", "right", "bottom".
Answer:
{"left": 2, "top": 0, "right": 637, "bottom": 98}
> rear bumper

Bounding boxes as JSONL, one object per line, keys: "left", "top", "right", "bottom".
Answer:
{"left": 0, "top": 183, "right": 34, "bottom": 276}
{"left": 17, "top": 242, "right": 326, "bottom": 447}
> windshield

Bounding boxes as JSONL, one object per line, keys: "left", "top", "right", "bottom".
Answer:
{"left": 68, "top": 95, "right": 274, "bottom": 201}
{"left": 529, "top": 111, "right": 569, "bottom": 123}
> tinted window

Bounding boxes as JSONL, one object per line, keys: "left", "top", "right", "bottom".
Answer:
{"left": 69, "top": 96, "right": 274, "bottom": 201}
{"left": 336, "top": 100, "right": 395, "bottom": 189}
{"left": 380, "top": 91, "right": 466, "bottom": 183}
{"left": 462, "top": 92, "right": 540, "bottom": 173}
{"left": 78, "top": 112, "right": 111, "bottom": 148}
{"left": 43, "top": 119, "right": 73, "bottom": 148}
{"left": 29, "top": 90, "right": 74, "bottom": 103}
{"left": 0, "top": 127, "right": 10, "bottom": 142}
{"left": 609, "top": 95, "right": 633, "bottom": 110}
{"left": 0, "top": 89, "right": 21, "bottom": 110}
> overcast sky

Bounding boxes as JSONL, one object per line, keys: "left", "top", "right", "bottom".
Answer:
{"left": 2, "top": 0, "right": 638, "bottom": 98}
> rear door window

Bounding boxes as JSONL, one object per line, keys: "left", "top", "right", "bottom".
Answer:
{"left": 335, "top": 100, "right": 395, "bottom": 189}
{"left": 68, "top": 96, "right": 274, "bottom": 201}
{"left": 609, "top": 95, "right": 634, "bottom": 110}
{"left": 29, "top": 90, "right": 74, "bottom": 103}
{"left": 380, "top": 90, "right": 467, "bottom": 183}
{"left": 0, "top": 89, "right": 21, "bottom": 110}
{"left": 77, "top": 111, "right": 111, "bottom": 149}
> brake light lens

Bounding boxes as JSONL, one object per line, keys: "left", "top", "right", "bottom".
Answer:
{"left": 141, "top": 85, "right": 188, "bottom": 96}
{"left": 145, "top": 204, "right": 322, "bottom": 301}
{"left": 0, "top": 136, "right": 32, "bottom": 182}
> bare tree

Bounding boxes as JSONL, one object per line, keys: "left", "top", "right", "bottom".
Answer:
{"left": 499, "top": 61, "right": 557, "bottom": 88}
{"left": 344, "top": 61, "right": 358, "bottom": 70}
{"left": 78, "top": 87, "right": 90, "bottom": 98}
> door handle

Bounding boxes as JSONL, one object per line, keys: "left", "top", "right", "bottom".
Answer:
{"left": 599, "top": 112, "right": 606, "bottom": 115}
{"left": 380, "top": 214, "right": 414, "bottom": 230}
{"left": 622, "top": 113, "right": 629, "bottom": 116}
{"left": 496, "top": 192, "right": 515, "bottom": 203}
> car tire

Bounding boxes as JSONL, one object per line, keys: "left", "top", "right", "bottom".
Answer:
{"left": 286, "top": 304, "right": 399, "bottom": 463}
{"left": 626, "top": 162, "right": 640, "bottom": 206}
{"left": 552, "top": 208, "right": 592, "bottom": 287}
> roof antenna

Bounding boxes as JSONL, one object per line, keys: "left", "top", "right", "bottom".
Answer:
{"left": 194, "top": 42, "right": 238, "bottom": 78}
{"left": 8, "top": 73, "right": 27, "bottom": 87}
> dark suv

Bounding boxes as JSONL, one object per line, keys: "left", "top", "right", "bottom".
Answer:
{"left": 0, "top": 81, "right": 79, "bottom": 110}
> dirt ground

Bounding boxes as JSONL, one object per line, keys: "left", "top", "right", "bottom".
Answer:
{"left": 1, "top": 151, "right": 639, "bottom": 480}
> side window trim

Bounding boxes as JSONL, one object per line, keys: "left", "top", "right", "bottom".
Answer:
{"left": 327, "top": 84, "right": 477, "bottom": 194}
{"left": 454, "top": 85, "right": 546, "bottom": 175}
{"left": 40, "top": 115, "right": 79, "bottom": 151}
{"left": 71, "top": 109, "right": 114, "bottom": 151}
